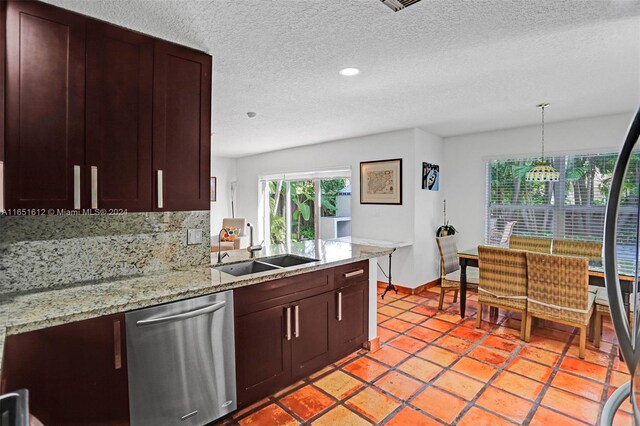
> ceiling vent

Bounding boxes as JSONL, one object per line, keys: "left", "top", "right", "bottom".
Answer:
{"left": 380, "top": 0, "right": 422, "bottom": 12}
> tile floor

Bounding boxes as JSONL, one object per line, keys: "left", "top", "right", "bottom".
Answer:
{"left": 220, "top": 285, "right": 633, "bottom": 425}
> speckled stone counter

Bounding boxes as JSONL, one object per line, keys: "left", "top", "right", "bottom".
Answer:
{"left": 0, "top": 239, "right": 392, "bottom": 375}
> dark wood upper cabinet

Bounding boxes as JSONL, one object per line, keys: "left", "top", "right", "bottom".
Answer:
{"left": 86, "top": 20, "right": 153, "bottom": 212}
{"left": 153, "top": 40, "right": 212, "bottom": 211}
{"left": 5, "top": 1, "right": 85, "bottom": 210}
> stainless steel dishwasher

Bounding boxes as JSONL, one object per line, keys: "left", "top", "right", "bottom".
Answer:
{"left": 126, "top": 291, "right": 236, "bottom": 426}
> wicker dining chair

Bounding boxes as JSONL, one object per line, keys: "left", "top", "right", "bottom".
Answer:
{"left": 509, "top": 236, "right": 552, "bottom": 253}
{"left": 476, "top": 246, "right": 528, "bottom": 339}
{"left": 553, "top": 239, "right": 603, "bottom": 262}
{"left": 436, "top": 236, "right": 479, "bottom": 311}
{"left": 524, "top": 252, "right": 594, "bottom": 359}
{"left": 499, "top": 221, "right": 517, "bottom": 247}
{"left": 593, "top": 287, "right": 633, "bottom": 348}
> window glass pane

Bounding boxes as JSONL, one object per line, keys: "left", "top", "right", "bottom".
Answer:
{"left": 290, "top": 180, "right": 315, "bottom": 242}
{"left": 319, "top": 178, "right": 351, "bottom": 239}
{"left": 267, "top": 180, "right": 286, "bottom": 244}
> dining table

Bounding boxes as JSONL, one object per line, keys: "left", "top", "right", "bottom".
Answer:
{"left": 457, "top": 246, "right": 637, "bottom": 319}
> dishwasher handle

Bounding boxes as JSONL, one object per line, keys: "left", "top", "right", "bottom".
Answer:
{"left": 136, "top": 301, "right": 226, "bottom": 327}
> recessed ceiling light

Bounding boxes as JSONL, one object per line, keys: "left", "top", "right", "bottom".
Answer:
{"left": 339, "top": 67, "right": 360, "bottom": 76}
{"left": 246, "top": 112, "right": 257, "bottom": 118}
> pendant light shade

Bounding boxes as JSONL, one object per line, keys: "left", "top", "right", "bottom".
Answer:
{"left": 526, "top": 103, "right": 560, "bottom": 182}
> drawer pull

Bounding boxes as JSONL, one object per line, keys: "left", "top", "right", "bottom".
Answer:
{"left": 344, "top": 269, "right": 364, "bottom": 278}
{"left": 0, "top": 161, "right": 4, "bottom": 212}
{"left": 157, "top": 170, "right": 163, "bottom": 209}
{"left": 337, "top": 292, "right": 342, "bottom": 321}
{"left": 73, "top": 165, "right": 81, "bottom": 209}
{"left": 294, "top": 305, "right": 299, "bottom": 338}
{"left": 285, "top": 307, "right": 291, "bottom": 340}
{"left": 113, "top": 320, "right": 122, "bottom": 370}
{"left": 90, "top": 166, "right": 98, "bottom": 209}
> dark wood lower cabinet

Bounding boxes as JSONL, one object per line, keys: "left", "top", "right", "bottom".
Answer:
{"left": 234, "top": 264, "right": 369, "bottom": 409}
{"left": 1, "top": 313, "right": 129, "bottom": 426}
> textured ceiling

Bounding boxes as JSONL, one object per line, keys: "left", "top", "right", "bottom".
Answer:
{"left": 43, "top": 0, "right": 640, "bottom": 157}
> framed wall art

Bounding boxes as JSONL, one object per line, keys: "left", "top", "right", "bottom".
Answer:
{"left": 422, "top": 162, "right": 439, "bottom": 191}
{"left": 360, "top": 159, "right": 402, "bottom": 205}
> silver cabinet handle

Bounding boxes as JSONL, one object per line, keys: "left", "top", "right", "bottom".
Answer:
{"left": 294, "top": 305, "right": 299, "bottom": 338}
{"left": 91, "top": 166, "right": 98, "bottom": 209}
{"left": 157, "top": 170, "right": 163, "bottom": 208}
{"left": 0, "top": 161, "right": 4, "bottom": 212}
{"left": 344, "top": 269, "right": 364, "bottom": 278}
{"left": 73, "top": 165, "right": 81, "bottom": 209}
{"left": 337, "top": 292, "right": 342, "bottom": 321}
{"left": 137, "top": 301, "right": 225, "bottom": 326}
{"left": 285, "top": 307, "right": 291, "bottom": 341}
{"left": 113, "top": 319, "right": 122, "bottom": 370}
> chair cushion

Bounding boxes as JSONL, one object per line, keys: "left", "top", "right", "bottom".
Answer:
{"left": 588, "top": 285, "right": 599, "bottom": 294}
{"left": 444, "top": 267, "right": 479, "bottom": 284}
{"left": 595, "top": 287, "right": 608, "bottom": 306}
{"left": 221, "top": 227, "right": 239, "bottom": 242}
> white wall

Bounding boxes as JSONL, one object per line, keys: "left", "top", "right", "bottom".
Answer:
{"left": 441, "top": 112, "right": 635, "bottom": 250}
{"left": 234, "top": 128, "right": 445, "bottom": 287}
{"left": 210, "top": 156, "right": 238, "bottom": 236}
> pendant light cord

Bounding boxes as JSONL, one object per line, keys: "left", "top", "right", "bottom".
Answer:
{"left": 541, "top": 105, "right": 545, "bottom": 161}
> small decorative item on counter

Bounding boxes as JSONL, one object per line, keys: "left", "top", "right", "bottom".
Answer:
{"left": 436, "top": 200, "right": 457, "bottom": 236}
{"left": 221, "top": 227, "right": 238, "bottom": 242}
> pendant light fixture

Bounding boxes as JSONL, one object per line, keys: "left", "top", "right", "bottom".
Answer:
{"left": 526, "top": 103, "right": 560, "bottom": 182}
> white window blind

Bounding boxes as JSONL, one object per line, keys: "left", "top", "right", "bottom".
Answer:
{"left": 486, "top": 152, "right": 640, "bottom": 262}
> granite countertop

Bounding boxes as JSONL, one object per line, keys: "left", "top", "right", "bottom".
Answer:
{"left": 0, "top": 239, "right": 392, "bottom": 375}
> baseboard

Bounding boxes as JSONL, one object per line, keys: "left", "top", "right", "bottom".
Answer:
{"left": 377, "top": 278, "right": 441, "bottom": 295}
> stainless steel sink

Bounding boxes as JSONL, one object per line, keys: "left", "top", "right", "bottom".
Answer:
{"left": 214, "top": 260, "right": 279, "bottom": 277}
{"left": 213, "top": 255, "right": 318, "bottom": 277}
{"left": 260, "top": 255, "right": 319, "bottom": 268}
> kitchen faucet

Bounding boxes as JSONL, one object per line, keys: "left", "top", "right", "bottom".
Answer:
{"left": 246, "top": 223, "right": 263, "bottom": 258}
{"left": 216, "top": 228, "right": 230, "bottom": 264}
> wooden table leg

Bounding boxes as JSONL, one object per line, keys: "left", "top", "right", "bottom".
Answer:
{"left": 459, "top": 258, "right": 467, "bottom": 318}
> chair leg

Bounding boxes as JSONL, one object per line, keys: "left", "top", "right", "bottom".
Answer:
{"left": 476, "top": 304, "right": 482, "bottom": 328}
{"left": 453, "top": 290, "right": 458, "bottom": 304}
{"left": 520, "top": 312, "right": 527, "bottom": 340}
{"left": 438, "top": 288, "right": 445, "bottom": 311}
{"left": 594, "top": 311, "right": 602, "bottom": 349}
{"left": 579, "top": 325, "right": 587, "bottom": 359}
{"left": 524, "top": 314, "right": 532, "bottom": 342}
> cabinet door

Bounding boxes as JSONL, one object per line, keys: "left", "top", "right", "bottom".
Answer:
{"left": 5, "top": 1, "right": 85, "bottom": 210}
{"left": 291, "top": 292, "right": 333, "bottom": 380}
{"left": 1, "top": 314, "right": 129, "bottom": 425}
{"left": 152, "top": 40, "right": 211, "bottom": 211}
{"left": 331, "top": 281, "right": 368, "bottom": 360}
{"left": 235, "top": 305, "right": 291, "bottom": 407}
{"left": 86, "top": 20, "right": 153, "bottom": 212}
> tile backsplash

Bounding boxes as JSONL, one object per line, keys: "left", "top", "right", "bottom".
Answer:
{"left": 0, "top": 211, "right": 210, "bottom": 293}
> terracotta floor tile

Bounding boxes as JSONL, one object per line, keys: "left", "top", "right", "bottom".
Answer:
{"left": 482, "top": 335, "right": 520, "bottom": 352}
{"left": 411, "top": 305, "right": 438, "bottom": 317}
{"left": 422, "top": 318, "right": 457, "bottom": 332}
{"left": 343, "top": 357, "right": 389, "bottom": 382}
{"left": 238, "top": 403, "right": 299, "bottom": 426}
{"left": 450, "top": 326, "right": 485, "bottom": 342}
{"left": 389, "top": 299, "right": 417, "bottom": 310}
{"left": 377, "top": 326, "right": 399, "bottom": 343}
{"left": 345, "top": 387, "right": 400, "bottom": 423}
{"left": 410, "top": 386, "right": 467, "bottom": 424}
{"left": 507, "top": 357, "right": 553, "bottom": 382}
{"left": 434, "top": 370, "right": 484, "bottom": 401}
{"left": 613, "top": 410, "right": 634, "bottom": 426}
{"left": 551, "top": 371, "right": 604, "bottom": 401}
{"left": 280, "top": 385, "right": 335, "bottom": 421}
{"left": 569, "top": 342, "right": 613, "bottom": 367}
{"left": 492, "top": 325, "right": 523, "bottom": 341}
{"left": 610, "top": 370, "right": 631, "bottom": 388}
{"left": 311, "top": 405, "right": 371, "bottom": 426}
{"left": 377, "top": 313, "right": 390, "bottom": 323}
{"left": 404, "top": 294, "right": 430, "bottom": 303}
{"left": 560, "top": 357, "right": 608, "bottom": 382}
{"left": 272, "top": 380, "right": 306, "bottom": 398}
{"left": 416, "top": 345, "right": 459, "bottom": 367}
{"left": 386, "top": 407, "right": 442, "bottom": 426}
{"left": 529, "top": 334, "right": 569, "bottom": 353}
{"left": 314, "top": 370, "right": 364, "bottom": 400}
{"left": 541, "top": 387, "right": 601, "bottom": 424}
{"left": 406, "top": 325, "right": 442, "bottom": 342}
{"left": 233, "top": 397, "right": 270, "bottom": 420}
{"left": 308, "top": 365, "right": 335, "bottom": 380}
{"left": 374, "top": 370, "right": 423, "bottom": 401}
{"left": 492, "top": 371, "right": 545, "bottom": 401}
{"left": 380, "top": 317, "right": 414, "bottom": 333}
{"left": 457, "top": 407, "right": 515, "bottom": 426}
{"left": 518, "top": 345, "right": 560, "bottom": 366}
{"left": 388, "top": 335, "right": 428, "bottom": 353}
{"left": 529, "top": 406, "right": 587, "bottom": 426}
{"left": 437, "top": 311, "right": 466, "bottom": 324}
{"left": 333, "top": 351, "right": 360, "bottom": 367}
{"left": 397, "top": 310, "right": 429, "bottom": 324}
{"left": 368, "top": 345, "right": 410, "bottom": 367}
{"left": 397, "top": 357, "right": 443, "bottom": 382}
{"left": 452, "top": 357, "right": 498, "bottom": 382}
{"left": 379, "top": 305, "right": 404, "bottom": 317}
{"left": 476, "top": 386, "right": 533, "bottom": 424}
{"left": 468, "top": 346, "right": 510, "bottom": 366}
{"left": 436, "top": 335, "right": 473, "bottom": 354}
